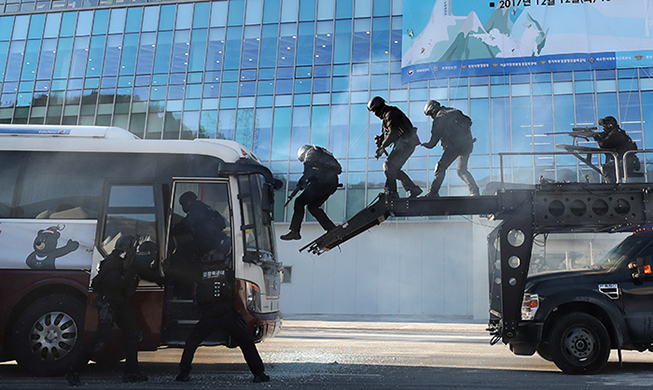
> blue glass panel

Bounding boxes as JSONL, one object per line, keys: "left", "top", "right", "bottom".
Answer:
{"left": 253, "top": 107, "right": 272, "bottom": 161}
{"left": 277, "top": 25, "right": 296, "bottom": 67}
{"left": 92, "top": 10, "right": 109, "bottom": 35}
{"left": 120, "top": 33, "right": 139, "bottom": 75}
{"left": 153, "top": 31, "right": 172, "bottom": 74}
{"left": 330, "top": 105, "right": 348, "bottom": 158}
{"left": 512, "top": 96, "right": 532, "bottom": 154}
{"left": 490, "top": 97, "right": 510, "bottom": 155}
{"left": 28, "top": 14, "right": 45, "bottom": 39}
{"left": 263, "top": 0, "right": 280, "bottom": 23}
{"left": 242, "top": 26, "right": 260, "bottom": 69}
{"left": 0, "top": 17, "right": 14, "bottom": 41}
{"left": 596, "top": 93, "right": 617, "bottom": 122}
{"left": 167, "top": 85, "right": 184, "bottom": 99}
{"left": 193, "top": 3, "right": 210, "bottom": 29}
{"left": 532, "top": 94, "right": 554, "bottom": 153}
{"left": 53, "top": 37, "right": 73, "bottom": 79}
{"left": 245, "top": 0, "right": 263, "bottom": 25}
{"left": 335, "top": 0, "right": 352, "bottom": 19}
{"left": 312, "top": 77, "right": 330, "bottom": 93}
{"left": 349, "top": 104, "right": 367, "bottom": 158}
{"left": 275, "top": 79, "right": 292, "bottom": 94}
{"left": 281, "top": 0, "right": 298, "bottom": 23}
{"left": 10, "top": 16, "right": 27, "bottom": 41}
{"left": 142, "top": 6, "right": 159, "bottom": 32}
{"left": 294, "top": 78, "right": 311, "bottom": 93}
{"left": 206, "top": 28, "right": 225, "bottom": 71}
{"left": 21, "top": 40, "right": 40, "bottom": 82}
{"left": 35, "top": 40, "right": 56, "bottom": 81}
{"left": 210, "top": 2, "right": 227, "bottom": 27}
{"left": 221, "top": 82, "right": 238, "bottom": 97}
{"left": 188, "top": 29, "right": 207, "bottom": 72}
{"left": 260, "top": 24, "right": 278, "bottom": 68}
{"left": 185, "top": 84, "right": 201, "bottom": 99}
{"left": 235, "top": 108, "right": 254, "bottom": 147}
{"left": 354, "top": 0, "right": 371, "bottom": 18}
{"left": 176, "top": 3, "right": 192, "bottom": 30}
{"left": 296, "top": 22, "right": 314, "bottom": 66}
{"left": 332, "top": 76, "right": 349, "bottom": 92}
{"left": 217, "top": 109, "right": 235, "bottom": 139}
{"left": 159, "top": 4, "right": 176, "bottom": 31}
{"left": 310, "top": 105, "right": 329, "bottom": 146}
{"left": 203, "top": 83, "right": 219, "bottom": 97}
{"left": 641, "top": 91, "right": 653, "bottom": 149}
{"left": 199, "top": 110, "right": 217, "bottom": 138}
{"left": 257, "top": 79, "right": 274, "bottom": 95}
{"left": 239, "top": 81, "right": 256, "bottom": 96}
{"left": 317, "top": 0, "right": 334, "bottom": 20}
{"left": 373, "top": 0, "right": 389, "bottom": 16}
{"left": 170, "top": 30, "right": 190, "bottom": 73}
{"left": 352, "top": 20, "right": 370, "bottom": 62}
{"left": 102, "top": 35, "right": 122, "bottom": 77}
{"left": 390, "top": 26, "right": 401, "bottom": 61}
{"left": 136, "top": 33, "right": 155, "bottom": 75}
{"left": 371, "top": 17, "right": 389, "bottom": 62}
{"left": 290, "top": 106, "right": 310, "bottom": 155}
{"left": 619, "top": 91, "right": 641, "bottom": 123}
{"left": 125, "top": 8, "right": 142, "bottom": 33}
{"left": 334, "top": 20, "right": 351, "bottom": 64}
{"left": 150, "top": 84, "right": 166, "bottom": 100}
{"left": 271, "top": 107, "right": 291, "bottom": 160}
{"left": 470, "top": 98, "right": 489, "bottom": 154}
{"left": 299, "top": 0, "right": 315, "bottom": 21}
{"left": 228, "top": 0, "right": 245, "bottom": 26}
{"left": 107, "top": 10, "right": 126, "bottom": 36}
{"left": 575, "top": 93, "right": 596, "bottom": 125}
{"left": 223, "top": 26, "right": 243, "bottom": 70}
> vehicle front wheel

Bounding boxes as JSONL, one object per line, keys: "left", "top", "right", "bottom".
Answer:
{"left": 548, "top": 312, "right": 611, "bottom": 375}
{"left": 12, "top": 294, "right": 86, "bottom": 376}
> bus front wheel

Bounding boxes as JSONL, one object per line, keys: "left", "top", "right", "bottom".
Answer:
{"left": 12, "top": 294, "right": 86, "bottom": 376}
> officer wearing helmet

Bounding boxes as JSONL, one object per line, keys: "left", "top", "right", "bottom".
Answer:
{"left": 66, "top": 235, "right": 148, "bottom": 385}
{"left": 368, "top": 96, "right": 422, "bottom": 198}
{"left": 280, "top": 144, "right": 341, "bottom": 241}
{"left": 593, "top": 116, "right": 640, "bottom": 183}
{"left": 421, "top": 100, "right": 479, "bottom": 197}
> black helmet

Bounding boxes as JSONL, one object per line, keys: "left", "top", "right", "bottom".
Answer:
{"left": 367, "top": 96, "right": 386, "bottom": 113}
{"left": 179, "top": 191, "right": 197, "bottom": 207}
{"left": 599, "top": 116, "right": 618, "bottom": 128}
{"left": 424, "top": 100, "right": 441, "bottom": 117}
{"left": 115, "top": 235, "right": 137, "bottom": 253}
{"left": 297, "top": 145, "right": 312, "bottom": 162}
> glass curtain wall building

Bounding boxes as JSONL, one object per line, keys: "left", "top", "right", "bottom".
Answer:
{"left": 2, "top": 0, "right": 653, "bottom": 316}
{"left": 1, "top": 0, "right": 652, "bottom": 224}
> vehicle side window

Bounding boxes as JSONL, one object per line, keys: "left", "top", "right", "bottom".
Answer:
{"left": 0, "top": 152, "right": 21, "bottom": 218}
{"left": 17, "top": 153, "right": 105, "bottom": 219}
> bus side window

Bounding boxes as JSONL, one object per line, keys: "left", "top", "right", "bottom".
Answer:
{"left": 18, "top": 153, "right": 105, "bottom": 219}
{"left": 0, "top": 152, "right": 21, "bottom": 218}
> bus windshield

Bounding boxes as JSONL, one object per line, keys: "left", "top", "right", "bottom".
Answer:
{"left": 238, "top": 174, "right": 277, "bottom": 264}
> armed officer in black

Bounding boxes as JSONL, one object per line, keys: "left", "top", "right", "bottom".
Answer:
{"left": 421, "top": 100, "right": 479, "bottom": 197}
{"left": 368, "top": 96, "right": 422, "bottom": 198}
{"left": 593, "top": 116, "right": 640, "bottom": 183}
{"left": 65, "top": 235, "right": 147, "bottom": 386}
{"left": 171, "top": 192, "right": 269, "bottom": 383}
{"left": 280, "top": 145, "right": 341, "bottom": 241}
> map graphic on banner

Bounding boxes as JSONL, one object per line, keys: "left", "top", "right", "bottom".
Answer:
{"left": 402, "top": 0, "right": 653, "bottom": 83}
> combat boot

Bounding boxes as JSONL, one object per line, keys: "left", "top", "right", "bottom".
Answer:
{"left": 280, "top": 231, "right": 301, "bottom": 240}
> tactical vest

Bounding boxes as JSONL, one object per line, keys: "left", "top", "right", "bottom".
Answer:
{"left": 194, "top": 260, "right": 233, "bottom": 306}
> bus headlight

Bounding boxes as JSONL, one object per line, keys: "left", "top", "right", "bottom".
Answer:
{"left": 245, "top": 281, "right": 262, "bottom": 313}
{"left": 521, "top": 293, "right": 539, "bottom": 321}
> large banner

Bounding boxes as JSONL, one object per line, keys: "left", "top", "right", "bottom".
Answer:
{"left": 402, "top": 0, "right": 653, "bottom": 82}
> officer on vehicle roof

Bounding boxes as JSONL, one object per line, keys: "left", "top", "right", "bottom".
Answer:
{"left": 368, "top": 96, "right": 422, "bottom": 198}
{"left": 592, "top": 115, "right": 640, "bottom": 183}
{"left": 280, "top": 145, "right": 342, "bottom": 241}
{"left": 421, "top": 100, "right": 480, "bottom": 197}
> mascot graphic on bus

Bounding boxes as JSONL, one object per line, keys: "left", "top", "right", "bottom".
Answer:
{"left": 26, "top": 225, "right": 79, "bottom": 269}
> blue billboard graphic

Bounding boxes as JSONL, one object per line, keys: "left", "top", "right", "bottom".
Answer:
{"left": 402, "top": 0, "right": 653, "bottom": 83}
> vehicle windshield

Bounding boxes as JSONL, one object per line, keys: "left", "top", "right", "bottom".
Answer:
{"left": 593, "top": 232, "right": 653, "bottom": 270}
{"left": 238, "top": 174, "right": 277, "bottom": 264}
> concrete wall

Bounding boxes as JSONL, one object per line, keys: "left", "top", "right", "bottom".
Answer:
{"left": 276, "top": 218, "right": 497, "bottom": 320}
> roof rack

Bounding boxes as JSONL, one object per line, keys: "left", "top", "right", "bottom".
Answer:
{"left": 0, "top": 125, "right": 139, "bottom": 139}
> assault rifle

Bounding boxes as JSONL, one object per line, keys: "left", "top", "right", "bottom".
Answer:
{"left": 545, "top": 126, "right": 599, "bottom": 142}
{"left": 283, "top": 186, "right": 301, "bottom": 208}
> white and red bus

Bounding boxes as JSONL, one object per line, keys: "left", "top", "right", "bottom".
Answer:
{"left": 0, "top": 125, "right": 283, "bottom": 375}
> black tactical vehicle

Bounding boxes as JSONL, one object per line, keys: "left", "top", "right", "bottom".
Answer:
{"left": 508, "top": 229, "right": 653, "bottom": 374}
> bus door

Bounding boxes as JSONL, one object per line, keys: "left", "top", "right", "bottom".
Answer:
{"left": 90, "top": 183, "right": 165, "bottom": 349}
{"left": 161, "top": 179, "right": 233, "bottom": 346}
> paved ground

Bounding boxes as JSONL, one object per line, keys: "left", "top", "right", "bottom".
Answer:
{"left": 2, "top": 317, "right": 653, "bottom": 389}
